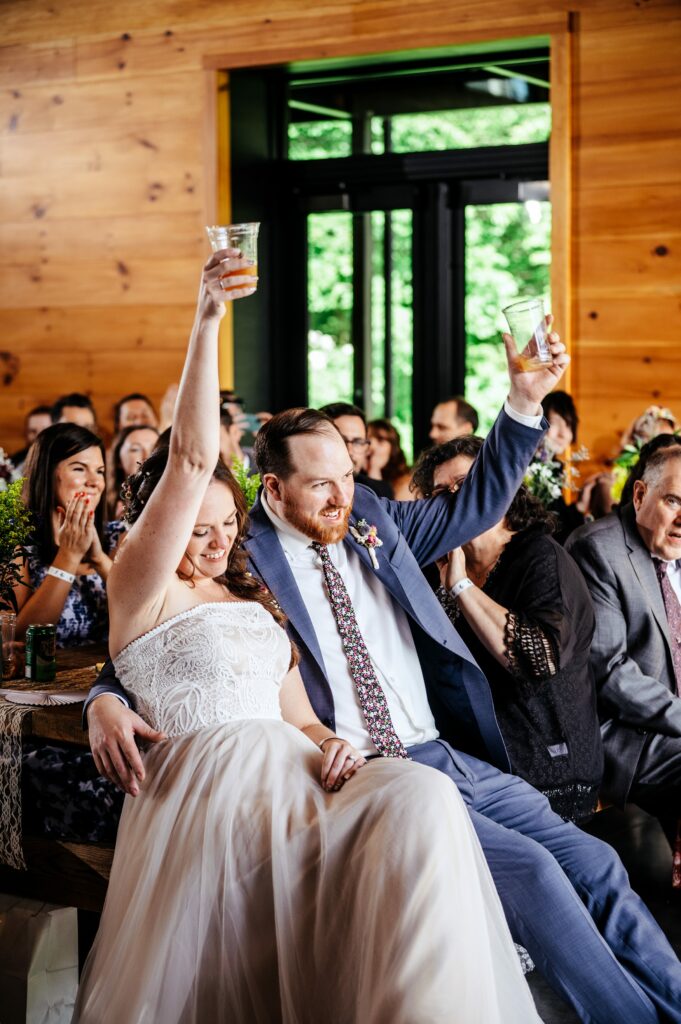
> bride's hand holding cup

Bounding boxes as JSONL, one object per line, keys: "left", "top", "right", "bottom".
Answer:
{"left": 202, "top": 248, "right": 258, "bottom": 316}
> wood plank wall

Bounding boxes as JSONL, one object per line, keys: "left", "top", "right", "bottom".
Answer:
{"left": 0, "top": 0, "right": 680, "bottom": 466}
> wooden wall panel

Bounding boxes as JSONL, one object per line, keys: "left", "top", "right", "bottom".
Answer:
{"left": 0, "top": 0, "right": 680, "bottom": 467}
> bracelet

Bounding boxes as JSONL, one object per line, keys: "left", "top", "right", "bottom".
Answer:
{"left": 448, "top": 577, "right": 474, "bottom": 600}
{"left": 47, "top": 565, "right": 76, "bottom": 585}
{"left": 319, "top": 736, "right": 337, "bottom": 750}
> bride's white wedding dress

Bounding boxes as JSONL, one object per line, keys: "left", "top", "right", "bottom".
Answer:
{"left": 74, "top": 602, "right": 540, "bottom": 1024}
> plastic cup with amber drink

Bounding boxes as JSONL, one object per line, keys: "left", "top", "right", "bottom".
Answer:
{"left": 206, "top": 223, "right": 259, "bottom": 292}
{"left": 502, "top": 297, "right": 552, "bottom": 372}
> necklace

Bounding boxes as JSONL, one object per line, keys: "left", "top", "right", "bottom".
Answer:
{"left": 467, "top": 552, "right": 503, "bottom": 587}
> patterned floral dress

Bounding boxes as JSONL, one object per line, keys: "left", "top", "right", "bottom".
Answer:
{"left": 21, "top": 522, "right": 126, "bottom": 842}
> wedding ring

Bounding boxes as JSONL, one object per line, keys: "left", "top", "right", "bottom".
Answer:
{"left": 347, "top": 756, "right": 357, "bottom": 763}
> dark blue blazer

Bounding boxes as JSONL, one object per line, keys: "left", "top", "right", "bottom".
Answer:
{"left": 87, "top": 408, "right": 546, "bottom": 771}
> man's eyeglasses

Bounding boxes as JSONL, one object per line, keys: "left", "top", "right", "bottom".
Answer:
{"left": 341, "top": 436, "right": 370, "bottom": 449}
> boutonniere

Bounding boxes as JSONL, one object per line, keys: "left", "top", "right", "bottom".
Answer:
{"left": 349, "top": 519, "right": 383, "bottom": 569}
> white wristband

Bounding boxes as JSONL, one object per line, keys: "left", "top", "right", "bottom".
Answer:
{"left": 449, "top": 577, "right": 474, "bottom": 600}
{"left": 47, "top": 565, "right": 76, "bottom": 585}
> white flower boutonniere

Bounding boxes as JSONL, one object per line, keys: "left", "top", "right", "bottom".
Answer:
{"left": 349, "top": 519, "right": 383, "bottom": 569}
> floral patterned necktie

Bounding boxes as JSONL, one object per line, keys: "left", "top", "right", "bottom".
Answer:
{"left": 653, "top": 559, "right": 681, "bottom": 696}
{"left": 312, "top": 542, "right": 409, "bottom": 758}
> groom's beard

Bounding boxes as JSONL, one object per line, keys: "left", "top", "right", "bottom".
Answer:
{"left": 281, "top": 498, "right": 351, "bottom": 545}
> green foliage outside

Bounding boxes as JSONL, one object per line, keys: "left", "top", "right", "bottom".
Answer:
{"left": 465, "top": 200, "right": 551, "bottom": 434}
{"left": 231, "top": 457, "right": 261, "bottom": 508}
{"left": 288, "top": 103, "right": 551, "bottom": 160}
{"left": 0, "top": 478, "right": 32, "bottom": 612}
{"left": 296, "top": 103, "right": 551, "bottom": 454}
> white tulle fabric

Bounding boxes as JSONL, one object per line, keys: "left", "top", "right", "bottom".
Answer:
{"left": 74, "top": 603, "right": 539, "bottom": 1024}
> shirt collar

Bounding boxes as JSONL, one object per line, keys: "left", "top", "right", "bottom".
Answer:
{"left": 650, "top": 552, "right": 680, "bottom": 572}
{"left": 260, "top": 492, "right": 317, "bottom": 561}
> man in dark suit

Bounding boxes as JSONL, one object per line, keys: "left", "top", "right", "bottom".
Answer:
{"left": 567, "top": 445, "right": 681, "bottom": 844}
{"left": 87, "top": 353, "right": 681, "bottom": 1023}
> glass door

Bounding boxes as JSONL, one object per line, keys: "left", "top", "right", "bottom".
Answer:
{"left": 306, "top": 207, "right": 414, "bottom": 461}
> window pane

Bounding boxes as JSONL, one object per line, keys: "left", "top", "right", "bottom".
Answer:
{"left": 464, "top": 200, "right": 551, "bottom": 434}
{"left": 307, "top": 211, "right": 354, "bottom": 407}
{"left": 289, "top": 120, "right": 352, "bottom": 160}
{"left": 372, "top": 104, "right": 550, "bottom": 155}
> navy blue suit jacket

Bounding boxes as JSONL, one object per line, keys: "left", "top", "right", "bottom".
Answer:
{"left": 87, "top": 408, "right": 546, "bottom": 771}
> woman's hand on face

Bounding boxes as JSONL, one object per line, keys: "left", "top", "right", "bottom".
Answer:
{"left": 55, "top": 493, "right": 96, "bottom": 564}
{"left": 84, "top": 517, "right": 106, "bottom": 567}
{"left": 320, "top": 738, "right": 367, "bottom": 792}
{"left": 438, "top": 547, "right": 467, "bottom": 592}
{"left": 201, "top": 248, "right": 258, "bottom": 315}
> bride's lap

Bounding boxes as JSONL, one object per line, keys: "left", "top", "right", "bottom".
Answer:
{"left": 136, "top": 718, "right": 466, "bottom": 828}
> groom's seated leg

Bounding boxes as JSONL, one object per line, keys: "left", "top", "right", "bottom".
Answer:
{"left": 459, "top": 750, "right": 681, "bottom": 1024}
{"left": 409, "top": 741, "right": 672, "bottom": 1024}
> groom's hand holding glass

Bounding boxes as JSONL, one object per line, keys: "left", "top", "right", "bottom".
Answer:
{"left": 503, "top": 314, "right": 570, "bottom": 416}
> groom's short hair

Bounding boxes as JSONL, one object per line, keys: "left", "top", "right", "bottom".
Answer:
{"left": 254, "top": 407, "right": 339, "bottom": 478}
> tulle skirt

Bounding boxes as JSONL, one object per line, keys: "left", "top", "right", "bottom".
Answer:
{"left": 74, "top": 719, "right": 539, "bottom": 1023}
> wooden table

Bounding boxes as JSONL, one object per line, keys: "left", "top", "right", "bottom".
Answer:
{"left": 5, "top": 645, "right": 108, "bottom": 746}
{"left": 0, "top": 644, "right": 114, "bottom": 913}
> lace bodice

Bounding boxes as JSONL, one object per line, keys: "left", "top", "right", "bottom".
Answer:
{"left": 114, "top": 603, "right": 291, "bottom": 736}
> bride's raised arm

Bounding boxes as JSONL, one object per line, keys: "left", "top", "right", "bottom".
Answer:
{"left": 108, "top": 250, "right": 255, "bottom": 639}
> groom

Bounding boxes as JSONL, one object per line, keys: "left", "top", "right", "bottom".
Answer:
{"left": 88, "top": 347, "right": 681, "bottom": 1023}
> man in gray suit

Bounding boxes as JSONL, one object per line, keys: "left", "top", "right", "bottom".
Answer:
{"left": 567, "top": 445, "right": 681, "bottom": 843}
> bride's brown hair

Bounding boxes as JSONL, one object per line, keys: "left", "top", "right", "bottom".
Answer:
{"left": 122, "top": 443, "right": 297, "bottom": 664}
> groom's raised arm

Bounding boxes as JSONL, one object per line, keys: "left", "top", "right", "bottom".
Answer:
{"left": 387, "top": 324, "right": 569, "bottom": 567}
{"left": 389, "top": 403, "right": 545, "bottom": 567}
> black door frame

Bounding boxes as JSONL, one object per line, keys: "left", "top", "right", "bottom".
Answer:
{"left": 266, "top": 142, "right": 549, "bottom": 454}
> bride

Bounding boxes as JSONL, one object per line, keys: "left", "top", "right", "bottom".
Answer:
{"left": 74, "top": 251, "right": 540, "bottom": 1023}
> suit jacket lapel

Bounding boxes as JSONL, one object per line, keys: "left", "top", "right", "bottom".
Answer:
{"left": 621, "top": 505, "right": 672, "bottom": 646}
{"left": 245, "top": 500, "right": 329, "bottom": 680}
{"left": 344, "top": 507, "right": 434, "bottom": 640}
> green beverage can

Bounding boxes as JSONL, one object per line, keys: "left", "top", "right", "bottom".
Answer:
{"left": 25, "top": 624, "right": 57, "bottom": 682}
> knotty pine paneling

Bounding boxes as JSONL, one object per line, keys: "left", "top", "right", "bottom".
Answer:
{"left": 0, "top": 0, "right": 680, "bottom": 461}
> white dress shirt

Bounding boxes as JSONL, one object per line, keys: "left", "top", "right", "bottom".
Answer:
{"left": 261, "top": 495, "right": 439, "bottom": 755}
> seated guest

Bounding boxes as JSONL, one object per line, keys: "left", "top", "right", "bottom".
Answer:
{"left": 14, "top": 423, "right": 124, "bottom": 841}
{"left": 367, "top": 417, "right": 413, "bottom": 499}
{"left": 8, "top": 404, "right": 52, "bottom": 474}
{"left": 14, "top": 423, "right": 123, "bottom": 646}
{"left": 108, "top": 423, "right": 160, "bottom": 519}
{"left": 113, "top": 392, "right": 158, "bottom": 432}
{"left": 429, "top": 396, "right": 479, "bottom": 444}
{"left": 620, "top": 404, "right": 677, "bottom": 450}
{"left": 538, "top": 390, "right": 607, "bottom": 541}
{"left": 412, "top": 436, "right": 603, "bottom": 823}
{"left": 618, "top": 433, "right": 681, "bottom": 507}
{"left": 320, "top": 401, "right": 393, "bottom": 498}
{"left": 567, "top": 443, "right": 681, "bottom": 846}
{"left": 50, "top": 391, "right": 98, "bottom": 433}
{"left": 219, "top": 406, "right": 255, "bottom": 473}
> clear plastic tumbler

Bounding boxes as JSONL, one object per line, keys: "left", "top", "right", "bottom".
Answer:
{"left": 206, "top": 223, "right": 260, "bottom": 292}
{"left": 502, "top": 297, "right": 551, "bottom": 371}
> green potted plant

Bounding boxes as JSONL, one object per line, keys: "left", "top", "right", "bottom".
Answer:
{"left": 0, "top": 458, "right": 33, "bottom": 677}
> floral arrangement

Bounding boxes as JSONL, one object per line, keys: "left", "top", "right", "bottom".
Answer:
{"left": 349, "top": 519, "right": 383, "bottom": 569}
{"left": 524, "top": 441, "right": 589, "bottom": 508}
{"left": 231, "top": 457, "right": 261, "bottom": 508}
{"left": 0, "top": 476, "right": 33, "bottom": 612}
{"left": 610, "top": 444, "right": 641, "bottom": 504}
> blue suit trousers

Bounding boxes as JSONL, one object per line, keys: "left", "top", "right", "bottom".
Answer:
{"left": 409, "top": 740, "right": 681, "bottom": 1024}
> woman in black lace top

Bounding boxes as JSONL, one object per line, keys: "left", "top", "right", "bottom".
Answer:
{"left": 412, "top": 436, "right": 603, "bottom": 823}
